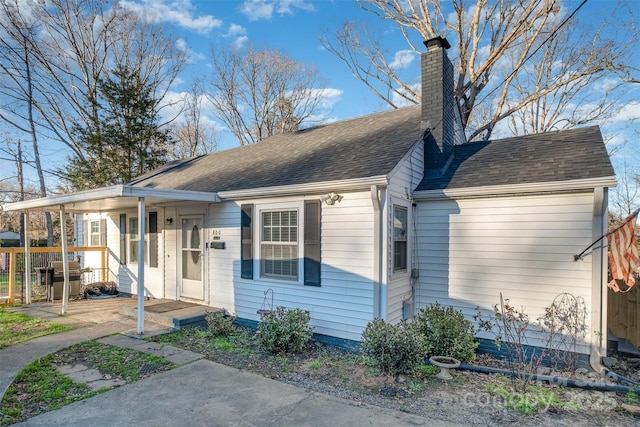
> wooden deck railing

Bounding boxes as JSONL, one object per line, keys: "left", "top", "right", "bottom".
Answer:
{"left": 0, "top": 246, "right": 107, "bottom": 305}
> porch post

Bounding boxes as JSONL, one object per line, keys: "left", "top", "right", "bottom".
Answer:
{"left": 24, "top": 211, "right": 31, "bottom": 304}
{"left": 137, "top": 197, "right": 145, "bottom": 335}
{"left": 60, "top": 205, "right": 70, "bottom": 314}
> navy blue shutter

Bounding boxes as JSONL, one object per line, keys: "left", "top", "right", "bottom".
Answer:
{"left": 119, "top": 214, "right": 127, "bottom": 265}
{"left": 304, "top": 200, "right": 321, "bottom": 286}
{"left": 149, "top": 212, "right": 158, "bottom": 268}
{"left": 241, "top": 204, "right": 253, "bottom": 279}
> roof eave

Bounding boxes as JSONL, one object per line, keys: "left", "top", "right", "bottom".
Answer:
{"left": 218, "top": 175, "right": 389, "bottom": 200}
{"left": 1, "top": 185, "right": 220, "bottom": 212}
{"left": 413, "top": 176, "right": 617, "bottom": 200}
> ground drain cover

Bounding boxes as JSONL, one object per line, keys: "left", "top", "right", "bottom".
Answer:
{"left": 139, "top": 363, "right": 161, "bottom": 375}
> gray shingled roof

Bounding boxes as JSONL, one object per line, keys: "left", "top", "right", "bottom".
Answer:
{"left": 131, "top": 105, "right": 423, "bottom": 192}
{"left": 131, "top": 105, "right": 613, "bottom": 195}
{"left": 416, "top": 125, "right": 614, "bottom": 191}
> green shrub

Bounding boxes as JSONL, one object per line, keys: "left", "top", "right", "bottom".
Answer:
{"left": 205, "top": 310, "right": 235, "bottom": 337}
{"left": 258, "top": 306, "right": 313, "bottom": 354}
{"left": 360, "top": 318, "right": 426, "bottom": 376}
{"left": 412, "top": 302, "right": 478, "bottom": 362}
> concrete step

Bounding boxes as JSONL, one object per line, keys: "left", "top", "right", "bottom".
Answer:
{"left": 118, "top": 299, "right": 217, "bottom": 330}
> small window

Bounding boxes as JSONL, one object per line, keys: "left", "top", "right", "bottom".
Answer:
{"left": 393, "top": 206, "right": 408, "bottom": 272}
{"left": 130, "top": 218, "right": 139, "bottom": 263}
{"left": 129, "top": 217, "right": 148, "bottom": 264}
{"left": 90, "top": 220, "right": 101, "bottom": 246}
{"left": 84, "top": 218, "right": 106, "bottom": 247}
{"left": 261, "top": 210, "right": 298, "bottom": 280}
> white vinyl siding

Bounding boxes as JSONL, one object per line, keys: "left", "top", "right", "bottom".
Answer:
{"left": 208, "top": 192, "right": 375, "bottom": 342}
{"left": 109, "top": 210, "right": 166, "bottom": 298}
{"left": 415, "top": 193, "right": 595, "bottom": 353}
{"left": 385, "top": 141, "right": 422, "bottom": 323}
{"left": 208, "top": 202, "right": 240, "bottom": 309}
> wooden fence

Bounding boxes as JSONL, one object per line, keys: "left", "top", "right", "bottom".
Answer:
{"left": 0, "top": 246, "right": 107, "bottom": 305}
{"left": 608, "top": 284, "right": 640, "bottom": 349}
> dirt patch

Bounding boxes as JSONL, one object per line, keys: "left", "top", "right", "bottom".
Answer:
{"left": 150, "top": 326, "right": 640, "bottom": 427}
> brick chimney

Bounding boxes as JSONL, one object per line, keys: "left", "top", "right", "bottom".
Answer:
{"left": 421, "top": 36, "right": 454, "bottom": 175}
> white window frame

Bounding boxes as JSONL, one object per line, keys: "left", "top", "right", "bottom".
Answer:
{"left": 256, "top": 201, "right": 304, "bottom": 283}
{"left": 392, "top": 204, "right": 409, "bottom": 274}
{"left": 128, "top": 216, "right": 149, "bottom": 265}
{"left": 89, "top": 220, "right": 101, "bottom": 246}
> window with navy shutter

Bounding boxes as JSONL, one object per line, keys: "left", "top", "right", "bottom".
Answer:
{"left": 241, "top": 204, "right": 254, "bottom": 279}
{"left": 149, "top": 212, "right": 158, "bottom": 268}
{"left": 304, "top": 200, "right": 321, "bottom": 286}
{"left": 119, "top": 214, "right": 127, "bottom": 265}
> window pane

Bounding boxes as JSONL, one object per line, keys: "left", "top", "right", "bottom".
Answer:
{"left": 260, "top": 210, "right": 298, "bottom": 280}
{"left": 394, "top": 241, "right": 407, "bottom": 271}
{"left": 130, "top": 241, "right": 138, "bottom": 263}
{"left": 130, "top": 218, "right": 139, "bottom": 239}
{"left": 393, "top": 206, "right": 408, "bottom": 272}
{"left": 394, "top": 207, "right": 407, "bottom": 240}
{"left": 182, "top": 250, "right": 201, "bottom": 281}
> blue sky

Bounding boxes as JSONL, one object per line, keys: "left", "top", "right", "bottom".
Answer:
{"left": 3, "top": 0, "right": 639, "bottom": 193}
{"left": 147, "top": 0, "right": 399, "bottom": 150}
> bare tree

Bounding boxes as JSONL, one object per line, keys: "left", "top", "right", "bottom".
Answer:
{"left": 36, "top": 0, "right": 185, "bottom": 153}
{"left": 206, "top": 45, "right": 327, "bottom": 146}
{"left": 321, "top": 0, "right": 633, "bottom": 141}
{"left": 610, "top": 160, "right": 639, "bottom": 221}
{"left": 0, "top": 0, "right": 185, "bottom": 161}
{"left": 506, "top": 21, "right": 623, "bottom": 136}
{"left": 0, "top": 3, "right": 54, "bottom": 244}
{"left": 168, "top": 82, "right": 218, "bottom": 160}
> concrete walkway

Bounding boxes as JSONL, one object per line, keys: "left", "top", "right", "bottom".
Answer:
{"left": 2, "top": 303, "right": 463, "bottom": 427}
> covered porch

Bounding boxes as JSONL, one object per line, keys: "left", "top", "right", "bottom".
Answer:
{"left": 2, "top": 184, "right": 220, "bottom": 335}
{"left": 6, "top": 296, "right": 216, "bottom": 332}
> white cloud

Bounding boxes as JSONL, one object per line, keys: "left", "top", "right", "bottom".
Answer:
{"left": 239, "top": 0, "right": 274, "bottom": 21}
{"left": 313, "top": 87, "right": 342, "bottom": 109}
{"left": 277, "top": 0, "right": 315, "bottom": 14}
{"left": 119, "top": 0, "right": 222, "bottom": 35}
{"left": 392, "top": 82, "right": 420, "bottom": 107}
{"left": 389, "top": 50, "right": 415, "bottom": 70}
{"left": 231, "top": 36, "right": 249, "bottom": 50}
{"left": 608, "top": 101, "right": 640, "bottom": 124}
{"left": 227, "top": 24, "right": 246, "bottom": 37}
{"left": 175, "top": 38, "right": 205, "bottom": 63}
{"left": 239, "top": 0, "right": 314, "bottom": 21}
{"left": 224, "top": 24, "right": 248, "bottom": 49}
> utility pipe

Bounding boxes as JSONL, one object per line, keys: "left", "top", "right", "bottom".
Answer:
{"left": 432, "top": 362, "right": 640, "bottom": 395}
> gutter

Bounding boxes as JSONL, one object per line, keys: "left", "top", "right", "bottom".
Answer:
{"left": 219, "top": 176, "right": 389, "bottom": 200}
{"left": 413, "top": 176, "right": 617, "bottom": 200}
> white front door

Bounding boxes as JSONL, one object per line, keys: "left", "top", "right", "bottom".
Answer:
{"left": 180, "top": 215, "right": 205, "bottom": 300}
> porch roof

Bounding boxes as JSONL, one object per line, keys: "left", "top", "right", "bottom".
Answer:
{"left": 1, "top": 185, "right": 220, "bottom": 213}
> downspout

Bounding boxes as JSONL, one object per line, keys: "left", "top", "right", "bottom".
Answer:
{"left": 590, "top": 187, "right": 607, "bottom": 373}
{"left": 371, "top": 185, "right": 385, "bottom": 319}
